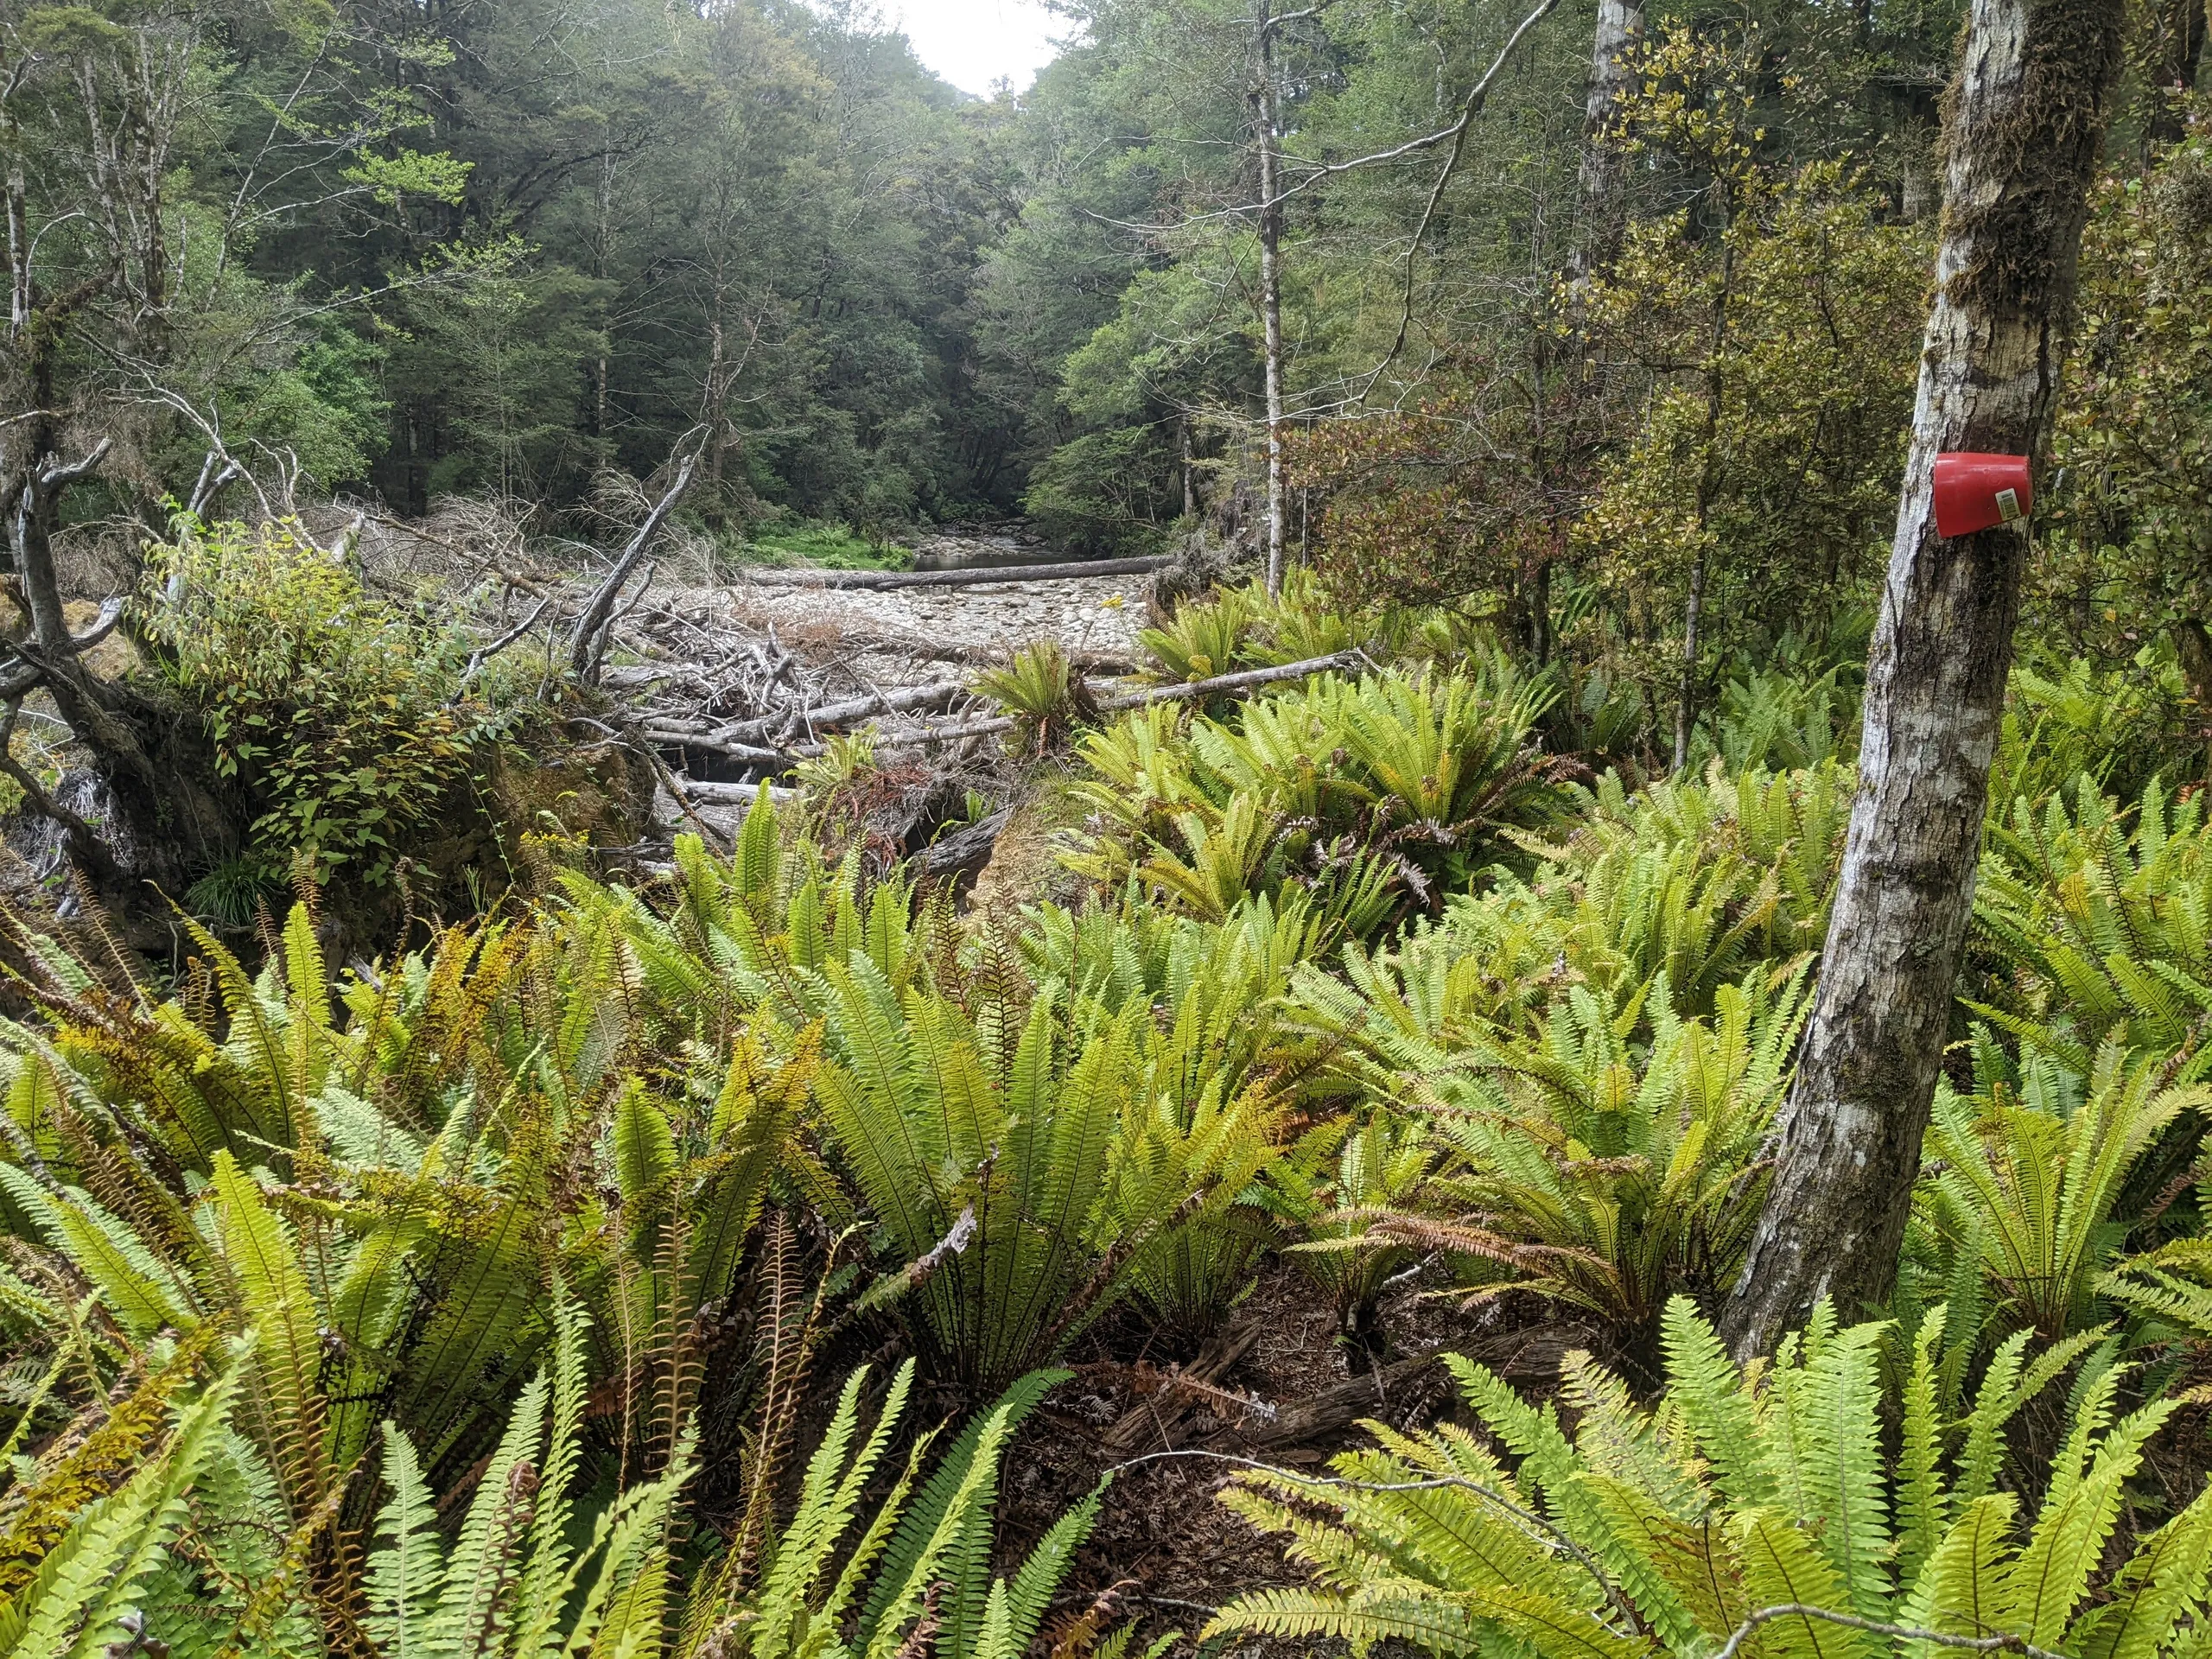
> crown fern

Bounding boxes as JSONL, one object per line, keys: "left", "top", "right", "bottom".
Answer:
{"left": 1208, "top": 1298, "right": 2212, "bottom": 1659}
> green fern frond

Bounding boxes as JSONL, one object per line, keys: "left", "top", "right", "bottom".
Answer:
{"left": 363, "top": 1421, "right": 445, "bottom": 1652}
{"left": 0, "top": 1344, "right": 243, "bottom": 1659}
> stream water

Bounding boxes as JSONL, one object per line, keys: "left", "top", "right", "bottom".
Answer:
{"left": 907, "top": 528, "right": 1066, "bottom": 571}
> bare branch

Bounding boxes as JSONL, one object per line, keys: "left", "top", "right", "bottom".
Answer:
{"left": 33, "top": 436, "right": 111, "bottom": 493}
{"left": 1078, "top": 0, "right": 1557, "bottom": 242}
{"left": 567, "top": 451, "right": 697, "bottom": 683}
{"left": 184, "top": 449, "right": 242, "bottom": 519}
{"left": 451, "top": 594, "right": 555, "bottom": 701}
{"left": 1364, "top": 0, "right": 1567, "bottom": 391}
{"left": 60, "top": 596, "right": 121, "bottom": 656}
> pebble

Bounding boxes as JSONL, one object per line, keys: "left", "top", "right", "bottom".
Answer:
{"left": 738, "top": 575, "right": 1148, "bottom": 658}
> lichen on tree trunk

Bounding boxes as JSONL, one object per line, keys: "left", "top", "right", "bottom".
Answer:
{"left": 1721, "top": 0, "right": 2126, "bottom": 1357}
{"left": 1572, "top": 0, "right": 1643, "bottom": 281}
{"left": 1253, "top": 0, "right": 1288, "bottom": 598}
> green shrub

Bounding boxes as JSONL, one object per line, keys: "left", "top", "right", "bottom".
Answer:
{"left": 1276, "top": 1109, "right": 1440, "bottom": 1336}
{"left": 1989, "top": 651, "right": 2194, "bottom": 811}
{"left": 742, "top": 514, "right": 912, "bottom": 570}
{"left": 975, "top": 639, "right": 1096, "bottom": 751}
{"left": 812, "top": 962, "right": 1278, "bottom": 1387}
{"left": 1896, "top": 1032, "right": 2210, "bottom": 1361}
{"left": 1290, "top": 760, "right": 1845, "bottom": 1058}
{"left": 1140, "top": 586, "right": 1260, "bottom": 682}
{"left": 141, "top": 518, "right": 490, "bottom": 883}
{"left": 1299, "top": 963, "right": 1811, "bottom": 1343}
{"left": 2102, "top": 1173, "right": 2212, "bottom": 1347}
{"left": 1974, "top": 774, "right": 2212, "bottom": 1070}
{"left": 1707, "top": 664, "right": 1860, "bottom": 772}
{"left": 0, "top": 830, "right": 1134, "bottom": 1658}
{"left": 1021, "top": 426, "right": 1176, "bottom": 557}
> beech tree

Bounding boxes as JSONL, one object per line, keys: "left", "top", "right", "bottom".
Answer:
{"left": 1722, "top": 0, "right": 2130, "bottom": 1354}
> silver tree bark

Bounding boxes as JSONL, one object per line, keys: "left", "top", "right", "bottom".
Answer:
{"left": 1722, "top": 0, "right": 2126, "bottom": 1355}
{"left": 1254, "top": 1, "right": 1287, "bottom": 597}
{"left": 1571, "top": 0, "right": 1643, "bottom": 280}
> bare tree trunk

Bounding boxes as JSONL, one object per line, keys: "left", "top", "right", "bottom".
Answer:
{"left": 1180, "top": 416, "right": 1197, "bottom": 520}
{"left": 14, "top": 450, "right": 81, "bottom": 652}
{"left": 593, "top": 142, "right": 614, "bottom": 444}
{"left": 3, "top": 65, "right": 28, "bottom": 341}
{"left": 1253, "top": 2, "right": 1287, "bottom": 597}
{"left": 705, "top": 305, "right": 728, "bottom": 503}
{"left": 1571, "top": 0, "right": 1643, "bottom": 280}
{"left": 1672, "top": 553, "right": 1705, "bottom": 772}
{"left": 2146, "top": 0, "right": 2207, "bottom": 145}
{"left": 1721, "top": 0, "right": 2126, "bottom": 1357}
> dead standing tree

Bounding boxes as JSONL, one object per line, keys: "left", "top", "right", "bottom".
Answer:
{"left": 1721, "top": 0, "right": 2128, "bottom": 1355}
{"left": 1570, "top": 0, "right": 1643, "bottom": 282}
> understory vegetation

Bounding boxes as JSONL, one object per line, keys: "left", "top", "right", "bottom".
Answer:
{"left": 6, "top": 567, "right": 2212, "bottom": 1653}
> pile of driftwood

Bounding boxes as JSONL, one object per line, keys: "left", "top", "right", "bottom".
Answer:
{"left": 410, "top": 518, "right": 1332, "bottom": 770}
{"left": 637, "top": 650, "right": 1361, "bottom": 770}
{"left": 366, "top": 496, "right": 1359, "bottom": 866}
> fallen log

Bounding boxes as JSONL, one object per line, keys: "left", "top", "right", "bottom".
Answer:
{"left": 641, "top": 680, "right": 963, "bottom": 754}
{"left": 864, "top": 650, "right": 1363, "bottom": 752}
{"left": 711, "top": 679, "right": 967, "bottom": 745}
{"left": 640, "top": 650, "right": 1362, "bottom": 765}
{"left": 1095, "top": 651, "right": 1362, "bottom": 712}
{"left": 741, "top": 554, "right": 1170, "bottom": 592}
{"left": 822, "top": 630, "right": 1137, "bottom": 675}
{"left": 668, "top": 777, "right": 799, "bottom": 806}
{"left": 918, "top": 808, "right": 1012, "bottom": 879}
{"left": 1201, "top": 1350, "right": 1443, "bottom": 1452}
{"left": 640, "top": 727, "right": 785, "bottom": 766}
{"left": 648, "top": 776, "right": 801, "bottom": 850}
{"left": 861, "top": 713, "right": 1017, "bottom": 753}
{"left": 1097, "top": 1319, "right": 1268, "bottom": 1456}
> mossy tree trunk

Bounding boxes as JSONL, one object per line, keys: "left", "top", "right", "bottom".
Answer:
{"left": 1721, "top": 0, "right": 2126, "bottom": 1357}
{"left": 3, "top": 440, "right": 246, "bottom": 906}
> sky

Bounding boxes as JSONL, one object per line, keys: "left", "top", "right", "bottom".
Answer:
{"left": 890, "top": 0, "right": 1069, "bottom": 96}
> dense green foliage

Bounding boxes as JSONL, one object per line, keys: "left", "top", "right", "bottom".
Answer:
{"left": 3, "top": 0, "right": 1020, "bottom": 536}
{"left": 10, "top": 599, "right": 2212, "bottom": 1650}
{"left": 145, "top": 519, "right": 491, "bottom": 888}
{"left": 6, "top": 0, "right": 2204, "bottom": 625}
